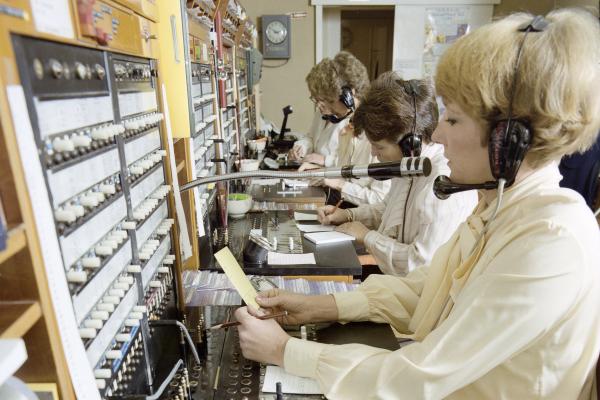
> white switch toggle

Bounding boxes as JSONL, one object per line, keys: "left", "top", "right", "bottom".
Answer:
{"left": 72, "top": 135, "right": 92, "bottom": 147}
{"left": 122, "top": 221, "right": 136, "bottom": 230}
{"left": 124, "top": 319, "right": 139, "bottom": 327}
{"left": 129, "top": 312, "right": 143, "bottom": 320}
{"left": 93, "top": 192, "right": 106, "bottom": 202}
{"left": 95, "top": 245, "right": 113, "bottom": 256}
{"left": 94, "top": 369, "right": 111, "bottom": 379}
{"left": 133, "top": 305, "right": 147, "bottom": 313}
{"left": 67, "top": 270, "right": 88, "bottom": 283}
{"left": 96, "top": 303, "right": 115, "bottom": 312}
{"left": 103, "top": 295, "right": 119, "bottom": 304}
{"left": 162, "top": 258, "right": 174, "bottom": 265}
{"left": 158, "top": 267, "right": 170, "bottom": 274}
{"left": 149, "top": 280, "right": 162, "bottom": 288}
{"left": 91, "top": 310, "right": 109, "bottom": 320}
{"left": 79, "top": 328, "right": 97, "bottom": 339}
{"left": 105, "top": 350, "right": 121, "bottom": 359}
{"left": 66, "top": 204, "right": 85, "bottom": 217}
{"left": 55, "top": 209, "right": 76, "bottom": 223}
{"left": 127, "top": 264, "right": 142, "bottom": 273}
{"left": 115, "top": 333, "right": 131, "bottom": 342}
{"left": 81, "top": 195, "right": 99, "bottom": 208}
{"left": 82, "top": 257, "right": 101, "bottom": 268}
{"left": 119, "top": 276, "right": 134, "bottom": 285}
{"left": 83, "top": 319, "right": 103, "bottom": 330}
{"left": 113, "top": 282, "right": 129, "bottom": 290}
{"left": 100, "top": 184, "right": 116, "bottom": 194}
{"left": 53, "top": 137, "right": 75, "bottom": 152}
{"left": 109, "top": 289, "right": 125, "bottom": 298}
{"left": 103, "top": 239, "right": 119, "bottom": 249}
{"left": 95, "top": 379, "right": 106, "bottom": 390}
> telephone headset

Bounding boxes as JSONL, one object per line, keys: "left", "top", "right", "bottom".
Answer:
{"left": 398, "top": 79, "right": 423, "bottom": 157}
{"left": 321, "top": 63, "right": 355, "bottom": 124}
{"left": 433, "top": 15, "right": 549, "bottom": 200}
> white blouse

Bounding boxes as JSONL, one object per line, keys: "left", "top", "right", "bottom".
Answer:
{"left": 353, "top": 143, "right": 477, "bottom": 275}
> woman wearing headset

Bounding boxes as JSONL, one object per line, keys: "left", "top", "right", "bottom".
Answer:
{"left": 318, "top": 73, "right": 477, "bottom": 276}
{"left": 291, "top": 51, "right": 390, "bottom": 206}
{"left": 234, "top": 9, "right": 600, "bottom": 399}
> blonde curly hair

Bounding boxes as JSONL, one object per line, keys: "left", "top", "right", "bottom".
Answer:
{"left": 435, "top": 8, "right": 600, "bottom": 167}
{"left": 306, "top": 51, "right": 370, "bottom": 103}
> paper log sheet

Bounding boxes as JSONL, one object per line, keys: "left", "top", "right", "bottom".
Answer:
{"left": 268, "top": 252, "right": 316, "bottom": 265}
{"left": 214, "top": 247, "right": 259, "bottom": 309}
{"left": 262, "top": 366, "right": 322, "bottom": 394}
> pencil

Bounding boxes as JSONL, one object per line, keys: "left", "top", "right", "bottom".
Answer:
{"left": 208, "top": 311, "right": 289, "bottom": 330}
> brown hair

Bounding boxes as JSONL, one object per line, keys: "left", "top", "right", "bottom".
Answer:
{"left": 305, "top": 51, "right": 370, "bottom": 102}
{"left": 435, "top": 8, "right": 600, "bottom": 167}
{"left": 352, "top": 72, "right": 439, "bottom": 143}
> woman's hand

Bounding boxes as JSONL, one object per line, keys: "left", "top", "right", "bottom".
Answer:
{"left": 235, "top": 306, "right": 290, "bottom": 366}
{"left": 288, "top": 145, "right": 305, "bottom": 161}
{"left": 303, "top": 153, "right": 325, "bottom": 166}
{"left": 298, "top": 162, "right": 322, "bottom": 172}
{"left": 254, "top": 289, "right": 339, "bottom": 325}
{"left": 317, "top": 205, "right": 349, "bottom": 225}
{"left": 336, "top": 221, "right": 370, "bottom": 245}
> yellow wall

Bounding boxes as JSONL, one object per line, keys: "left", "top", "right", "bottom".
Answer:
{"left": 243, "top": 0, "right": 315, "bottom": 134}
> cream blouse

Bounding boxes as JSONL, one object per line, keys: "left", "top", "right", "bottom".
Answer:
{"left": 283, "top": 163, "right": 600, "bottom": 400}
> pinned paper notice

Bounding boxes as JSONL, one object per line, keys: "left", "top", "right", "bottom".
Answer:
{"left": 214, "top": 247, "right": 259, "bottom": 309}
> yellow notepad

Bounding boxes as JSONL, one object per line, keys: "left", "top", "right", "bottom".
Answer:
{"left": 214, "top": 247, "right": 259, "bottom": 309}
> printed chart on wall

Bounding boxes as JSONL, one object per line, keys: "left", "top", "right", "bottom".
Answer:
{"left": 423, "top": 7, "right": 471, "bottom": 77}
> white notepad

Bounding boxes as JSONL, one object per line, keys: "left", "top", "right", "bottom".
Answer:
{"left": 296, "top": 223, "right": 335, "bottom": 233}
{"left": 294, "top": 211, "right": 319, "bottom": 221}
{"left": 262, "top": 366, "right": 322, "bottom": 395}
{"left": 303, "top": 231, "right": 355, "bottom": 244}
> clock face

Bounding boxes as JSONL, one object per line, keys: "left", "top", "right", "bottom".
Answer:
{"left": 266, "top": 21, "right": 288, "bottom": 44}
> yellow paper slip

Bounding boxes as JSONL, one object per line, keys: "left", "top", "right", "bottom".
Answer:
{"left": 214, "top": 247, "right": 260, "bottom": 309}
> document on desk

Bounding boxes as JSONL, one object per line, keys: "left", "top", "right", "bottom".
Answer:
{"left": 304, "top": 231, "right": 355, "bottom": 244}
{"left": 296, "top": 223, "right": 335, "bottom": 233}
{"left": 294, "top": 211, "right": 319, "bottom": 221}
{"left": 262, "top": 366, "right": 322, "bottom": 395}
{"left": 283, "top": 178, "right": 309, "bottom": 187}
{"left": 251, "top": 178, "right": 280, "bottom": 186}
{"left": 213, "top": 247, "right": 259, "bottom": 309}
{"left": 268, "top": 252, "right": 316, "bottom": 265}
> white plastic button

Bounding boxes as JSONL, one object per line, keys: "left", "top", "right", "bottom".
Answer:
{"left": 94, "top": 369, "right": 111, "bottom": 379}
{"left": 79, "top": 328, "right": 96, "bottom": 339}
{"left": 67, "top": 270, "right": 88, "bottom": 283}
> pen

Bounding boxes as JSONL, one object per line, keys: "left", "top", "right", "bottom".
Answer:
{"left": 332, "top": 198, "right": 344, "bottom": 214}
{"left": 209, "top": 311, "right": 289, "bottom": 330}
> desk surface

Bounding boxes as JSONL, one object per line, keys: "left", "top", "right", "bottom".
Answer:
{"left": 217, "top": 210, "right": 361, "bottom": 277}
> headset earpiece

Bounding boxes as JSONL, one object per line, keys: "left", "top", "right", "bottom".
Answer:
{"left": 340, "top": 85, "right": 355, "bottom": 111}
{"left": 397, "top": 79, "right": 422, "bottom": 157}
{"left": 488, "top": 119, "right": 532, "bottom": 185}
